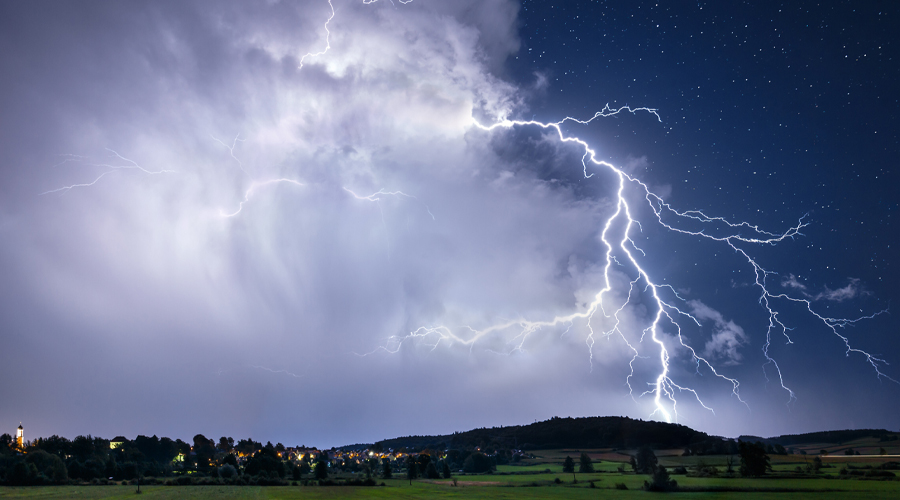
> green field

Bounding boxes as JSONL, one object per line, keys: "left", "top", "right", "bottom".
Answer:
{"left": 2, "top": 479, "right": 900, "bottom": 500}
{"left": 4, "top": 439, "right": 899, "bottom": 499}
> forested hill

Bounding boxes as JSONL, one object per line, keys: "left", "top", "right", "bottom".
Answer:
{"left": 373, "top": 416, "right": 723, "bottom": 452}
{"left": 740, "top": 429, "right": 898, "bottom": 447}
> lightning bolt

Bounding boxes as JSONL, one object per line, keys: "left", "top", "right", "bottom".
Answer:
{"left": 40, "top": 149, "right": 175, "bottom": 195}
{"left": 250, "top": 365, "right": 305, "bottom": 379}
{"left": 40, "top": 0, "right": 891, "bottom": 423}
{"left": 298, "top": 0, "right": 335, "bottom": 70}
{"left": 362, "top": 0, "right": 415, "bottom": 5}
{"left": 343, "top": 187, "right": 436, "bottom": 221}
{"left": 365, "top": 105, "right": 893, "bottom": 422}
{"left": 297, "top": 0, "right": 416, "bottom": 70}
{"left": 211, "top": 133, "right": 248, "bottom": 176}
{"left": 219, "top": 178, "right": 305, "bottom": 218}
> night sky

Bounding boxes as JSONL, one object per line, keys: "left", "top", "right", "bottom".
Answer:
{"left": 1, "top": 0, "right": 897, "bottom": 448}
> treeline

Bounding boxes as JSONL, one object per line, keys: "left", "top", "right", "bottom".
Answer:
{"left": 376, "top": 416, "right": 727, "bottom": 452}
{"left": 741, "top": 429, "right": 897, "bottom": 447}
{"left": 0, "top": 432, "right": 314, "bottom": 486}
{"left": 0, "top": 431, "right": 498, "bottom": 486}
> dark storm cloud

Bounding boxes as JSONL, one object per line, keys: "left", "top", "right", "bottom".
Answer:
{"left": 0, "top": 0, "right": 634, "bottom": 445}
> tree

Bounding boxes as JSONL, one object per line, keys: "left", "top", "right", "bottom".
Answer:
{"left": 441, "top": 460, "right": 452, "bottom": 479}
{"left": 314, "top": 456, "right": 328, "bottom": 480}
{"left": 193, "top": 434, "right": 216, "bottom": 473}
{"left": 417, "top": 454, "right": 432, "bottom": 477}
{"left": 579, "top": 453, "right": 594, "bottom": 473}
{"left": 644, "top": 465, "right": 677, "bottom": 491}
{"left": 245, "top": 447, "right": 285, "bottom": 478}
{"left": 634, "top": 446, "right": 658, "bottom": 474}
{"left": 382, "top": 458, "right": 393, "bottom": 479}
{"left": 235, "top": 438, "right": 261, "bottom": 456}
{"left": 218, "top": 437, "right": 234, "bottom": 454}
{"left": 425, "top": 462, "right": 440, "bottom": 479}
{"left": 462, "top": 452, "right": 494, "bottom": 473}
{"left": 406, "top": 455, "right": 417, "bottom": 485}
{"left": 562, "top": 456, "right": 575, "bottom": 473}
{"left": 812, "top": 456, "right": 822, "bottom": 473}
{"left": 738, "top": 441, "right": 769, "bottom": 477}
{"left": 219, "top": 464, "right": 238, "bottom": 479}
{"left": 9, "top": 462, "right": 31, "bottom": 486}
{"left": 25, "top": 450, "right": 68, "bottom": 484}
{"left": 222, "top": 453, "right": 238, "bottom": 468}
{"left": 0, "top": 434, "right": 13, "bottom": 455}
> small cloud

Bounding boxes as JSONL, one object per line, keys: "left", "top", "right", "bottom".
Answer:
{"left": 780, "top": 273, "right": 808, "bottom": 291}
{"left": 531, "top": 71, "right": 549, "bottom": 91}
{"left": 688, "top": 300, "right": 747, "bottom": 366}
{"left": 814, "top": 278, "right": 864, "bottom": 302}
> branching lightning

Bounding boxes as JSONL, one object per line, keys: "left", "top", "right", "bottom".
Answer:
{"left": 210, "top": 133, "right": 248, "bottom": 176}
{"left": 364, "top": 106, "right": 893, "bottom": 422}
{"left": 343, "top": 187, "right": 435, "bottom": 221}
{"left": 40, "top": 149, "right": 175, "bottom": 195}
{"left": 41, "top": 0, "right": 893, "bottom": 424}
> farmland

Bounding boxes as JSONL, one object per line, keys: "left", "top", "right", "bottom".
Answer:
{"left": 3, "top": 440, "right": 899, "bottom": 500}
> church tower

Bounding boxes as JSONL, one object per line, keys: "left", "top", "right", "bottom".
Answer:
{"left": 16, "top": 424, "right": 23, "bottom": 449}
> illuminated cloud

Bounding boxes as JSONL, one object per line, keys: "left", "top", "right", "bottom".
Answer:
{"left": 689, "top": 300, "right": 747, "bottom": 366}
{"left": 814, "top": 278, "right": 865, "bottom": 303}
{"left": 781, "top": 274, "right": 865, "bottom": 302}
{"left": 0, "top": 0, "right": 895, "bottom": 446}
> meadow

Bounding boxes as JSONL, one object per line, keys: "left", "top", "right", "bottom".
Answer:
{"left": 3, "top": 440, "right": 899, "bottom": 500}
{"left": 1, "top": 478, "right": 899, "bottom": 500}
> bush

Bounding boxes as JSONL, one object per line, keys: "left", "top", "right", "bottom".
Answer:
{"left": 615, "top": 482, "right": 628, "bottom": 490}
{"left": 218, "top": 464, "right": 237, "bottom": 479}
{"left": 462, "top": 452, "right": 494, "bottom": 473}
{"left": 644, "top": 466, "right": 677, "bottom": 492}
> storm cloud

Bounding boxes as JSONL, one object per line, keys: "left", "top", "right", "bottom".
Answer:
{"left": 1, "top": 0, "right": 897, "bottom": 446}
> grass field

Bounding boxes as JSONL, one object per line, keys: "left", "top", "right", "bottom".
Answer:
{"left": 2, "top": 480, "right": 900, "bottom": 500}
{"left": 3, "top": 441, "right": 899, "bottom": 499}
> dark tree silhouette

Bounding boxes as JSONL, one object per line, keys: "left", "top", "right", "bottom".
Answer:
{"left": 425, "top": 462, "right": 440, "bottom": 479}
{"left": 314, "top": 455, "right": 329, "bottom": 480}
{"left": 738, "top": 441, "right": 770, "bottom": 477}
{"left": 462, "top": 452, "right": 493, "bottom": 473}
{"left": 579, "top": 452, "right": 594, "bottom": 473}
{"left": 406, "top": 455, "right": 417, "bottom": 485}
{"left": 644, "top": 465, "right": 677, "bottom": 491}
{"left": 635, "top": 446, "right": 658, "bottom": 474}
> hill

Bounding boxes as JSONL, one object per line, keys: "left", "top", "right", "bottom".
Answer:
{"left": 741, "top": 429, "right": 899, "bottom": 447}
{"left": 348, "top": 417, "right": 899, "bottom": 454}
{"left": 372, "top": 416, "right": 724, "bottom": 452}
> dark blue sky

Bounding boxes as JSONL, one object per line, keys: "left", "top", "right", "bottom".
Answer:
{"left": 0, "top": 0, "right": 897, "bottom": 447}
{"left": 510, "top": 1, "right": 896, "bottom": 288}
